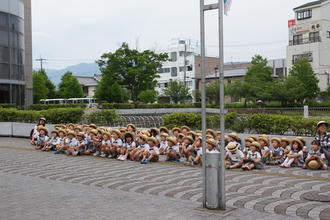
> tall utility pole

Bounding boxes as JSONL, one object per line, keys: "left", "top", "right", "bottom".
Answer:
{"left": 200, "top": 0, "right": 226, "bottom": 210}
{"left": 179, "top": 40, "right": 187, "bottom": 87}
{"left": 35, "top": 58, "right": 46, "bottom": 71}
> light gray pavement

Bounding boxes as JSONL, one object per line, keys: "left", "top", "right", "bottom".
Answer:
{"left": 0, "top": 138, "right": 329, "bottom": 220}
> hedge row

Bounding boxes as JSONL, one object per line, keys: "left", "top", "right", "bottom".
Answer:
{"left": 82, "top": 110, "right": 119, "bottom": 125}
{"left": 0, "top": 104, "right": 17, "bottom": 109}
{"left": 0, "top": 108, "right": 85, "bottom": 124}
{"left": 28, "top": 104, "right": 87, "bottom": 110}
{"left": 162, "top": 113, "right": 324, "bottom": 136}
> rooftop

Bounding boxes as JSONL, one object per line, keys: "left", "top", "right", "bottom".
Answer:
{"left": 294, "top": 0, "right": 328, "bottom": 10}
{"left": 75, "top": 75, "right": 100, "bottom": 86}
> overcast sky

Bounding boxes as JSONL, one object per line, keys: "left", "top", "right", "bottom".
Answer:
{"left": 32, "top": 0, "right": 313, "bottom": 69}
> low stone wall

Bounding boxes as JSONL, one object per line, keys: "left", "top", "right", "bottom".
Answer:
{"left": 0, "top": 122, "right": 55, "bottom": 138}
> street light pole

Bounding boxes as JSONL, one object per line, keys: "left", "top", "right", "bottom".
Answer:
{"left": 200, "top": 0, "right": 226, "bottom": 210}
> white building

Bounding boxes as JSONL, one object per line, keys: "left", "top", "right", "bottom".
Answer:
{"left": 156, "top": 39, "right": 199, "bottom": 99}
{"left": 287, "top": 0, "right": 330, "bottom": 91}
{"left": 75, "top": 75, "right": 101, "bottom": 98}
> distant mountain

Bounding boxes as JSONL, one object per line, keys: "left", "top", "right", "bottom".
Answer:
{"left": 39, "top": 63, "right": 101, "bottom": 85}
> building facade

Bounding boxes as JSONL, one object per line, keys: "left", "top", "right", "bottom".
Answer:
{"left": 287, "top": 0, "right": 330, "bottom": 91}
{"left": 157, "top": 40, "right": 286, "bottom": 103}
{"left": 75, "top": 75, "right": 101, "bottom": 98}
{"left": 0, "top": 0, "right": 32, "bottom": 106}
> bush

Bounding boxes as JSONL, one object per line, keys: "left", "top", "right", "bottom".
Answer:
{"left": 0, "top": 104, "right": 17, "bottom": 109}
{"left": 137, "top": 90, "right": 157, "bottom": 103}
{"left": 28, "top": 104, "right": 86, "bottom": 110}
{"left": 0, "top": 108, "right": 84, "bottom": 124}
{"left": 101, "top": 103, "right": 135, "bottom": 109}
{"left": 83, "top": 110, "right": 119, "bottom": 125}
{"left": 161, "top": 112, "right": 325, "bottom": 136}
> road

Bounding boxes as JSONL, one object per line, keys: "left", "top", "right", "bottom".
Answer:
{"left": 1, "top": 138, "right": 330, "bottom": 220}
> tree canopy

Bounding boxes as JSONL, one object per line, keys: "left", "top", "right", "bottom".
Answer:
{"left": 97, "top": 43, "right": 168, "bottom": 102}
{"left": 32, "top": 70, "right": 49, "bottom": 103}
{"left": 162, "top": 80, "right": 190, "bottom": 104}
{"left": 57, "top": 72, "right": 84, "bottom": 99}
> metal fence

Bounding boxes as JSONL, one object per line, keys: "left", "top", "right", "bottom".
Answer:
{"left": 107, "top": 115, "right": 163, "bottom": 128}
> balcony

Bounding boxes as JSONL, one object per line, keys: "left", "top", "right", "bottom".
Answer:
{"left": 289, "top": 36, "right": 321, "bottom": 46}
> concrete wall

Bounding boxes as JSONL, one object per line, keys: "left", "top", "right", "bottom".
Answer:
{"left": 0, "top": 122, "right": 54, "bottom": 138}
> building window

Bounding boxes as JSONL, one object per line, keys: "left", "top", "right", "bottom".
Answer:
{"left": 179, "top": 66, "right": 185, "bottom": 72}
{"left": 297, "top": 9, "right": 312, "bottom": 20}
{"left": 170, "top": 52, "right": 177, "bottom": 62}
{"left": 186, "top": 81, "right": 193, "bottom": 87}
{"left": 309, "top": 31, "right": 320, "bottom": 43}
{"left": 293, "top": 34, "right": 303, "bottom": 45}
{"left": 292, "top": 53, "right": 313, "bottom": 64}
{"left": 160, "top": 68, "right": 170, "bottom": 74}
{"left": 327, "top": 31, "right": 330, "bottom": 38}
{"left": 187, "top": 65, "right": 193, "bottom": 71}
{"left": 171, "top": 67, "right": 178, "bottom": 77}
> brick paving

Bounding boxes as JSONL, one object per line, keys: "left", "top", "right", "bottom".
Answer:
{"left": 1, "top": 138, "right": 330, "bottom": 219}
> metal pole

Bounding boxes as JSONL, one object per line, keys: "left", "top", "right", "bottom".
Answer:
{"left": 184, "top": 43, "right": 187, "bottom": 87}
{"left": 200, "top": 0, "right": 207, "bottom": 209}
{"left": 218, "top": 0, "right": 226, "bottom": 210}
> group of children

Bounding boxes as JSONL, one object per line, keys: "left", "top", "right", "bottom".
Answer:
{"left": 30, "top": 120, "right": 328, "bottom": 170}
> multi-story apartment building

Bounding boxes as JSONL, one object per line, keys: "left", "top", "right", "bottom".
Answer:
{"left": 287, "top": 0, "right": 330, "bottom": 91}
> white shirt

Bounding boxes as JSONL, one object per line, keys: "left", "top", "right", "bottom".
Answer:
{"left": 48, "top": 137, "right": 58, "bottom": 145}
{"left": 196, "top": 147, "right": 203, "bottom": 156}
{"left": 111, "top": 138, "right": 123, "bottom": 147}
{"left": 148, "top": 146, "right": 160, "bottom": 155}
{"left": 76, "top": 139, "right": 86, "bottom": 147}
{"left": 247, "top": 151, "right": 261, "bottom": 160}
{"left": 123, "top": 141, "right": 136, "bottom": 149}
{"left": 160, "top": 141, "right": 168, "bottom": 150}
{"left": 56, "top": 137, "right": 66, "bottom": 146}
{"left": 226, "top": 150, "right": 244, "bottom": 162}
{"left": 137, "top": 143, "right": 150, "bottom": 151}
{"left": 37, "top": 135, "right": 49, "bottom": 142}
{"left": 166, "top": 145, "right": 180, "bottom": 153}
{"left": 207, "top": 148, "right": 220, "bottom": 154}
{"left": 261, "top": 146, "right": 269, "bottom": 154}
{"left": 102, "top": 140, "right": 111, "bottom": 146}
{"left": 66, "top": 138, "right": 77, "bottom": 147}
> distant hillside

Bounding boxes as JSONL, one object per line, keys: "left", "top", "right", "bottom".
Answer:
{"left": 37, "top": 63, "right": 101, "bottom": 85}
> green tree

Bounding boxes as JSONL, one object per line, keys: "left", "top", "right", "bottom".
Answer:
{"left": 288, "top": 58, "right": 319, "bottom": 103}
{"left": 95, "top": 73, "right": 129, "bottom": 103}
{"left": 97, "top": 43, "right": 168, "bottom": 102}
{"left": 163, "top": 80, "right": 190, "bottom": 104}
{"left": 57, "top": 72, "right": 83, "bottom": 98}
{"left": 206, "top": 81, "right": 220, "bottom": 104}
{"left": 38, "top": 70, "right": 57, "bottom": 99}
{"left": 137, "top": 90, "right": 158, "bottom": 103}
{"left": 32, "top": 71, "right": 49, "bottom": 103}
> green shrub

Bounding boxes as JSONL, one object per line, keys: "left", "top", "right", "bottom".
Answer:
{"left": 0, "top": 108, "right": 84, "bottom": 124}
{"left": 0, "top": 104, "right": 17, "bottom": 109}
{"left": 28, "top": 104, "right": 86, "bottom": 110}
{"left": 101, "top": 103, "right": 135, "bottom": 109}
{"left": 83, "top": 110, "right": 119, "bottom": 125}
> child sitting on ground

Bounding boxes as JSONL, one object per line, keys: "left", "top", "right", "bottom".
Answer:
{"left": 109, "top": 130, "right": 123, "bottom": 159}
{"left": 131, "top": 135, "right": 149, "bottom": 162}
{"left": 165, "top": 137, "right": 180, "bottom": 162}
{"left": 159, "top": 133, "right": 169, "bottom": 155}
{"left": 225, "top": 142, "right": 244, "bottom": 169}
{"left": 258, "top": 136, "right": 270, "bottom": 163}
{"left": 280, "top": 138, "right": 291, "bottom": 157}
{"left": 33, "top": 127, "right": 49, "bottom": 150}
{"left": 64, "top": 131, "right": 78, "bottom": 156}
{"left": 118, "top": 132, "right": 136, "bottom": 161}
{"left": 141, "top": 137, "right": 160, "bottom": 164}
{"left": 100, "top": 132, "right": 112, "bottom": 158}
{"left": 54, "top": 130, "right": 66, "bottom": 154}
{"left": 42, "top": 130, "right": 58, "bottom": 151}
{"left": 267, "top": 138, "right": 284, "bottom": 165}
{"left": 280, "top": 138, "right": 304, "bottom": 168}
{"left": 303, "top": 140, "right": 328, "bottom": 170}
{"left": 242, "top": 142, "right": 264, "bottom": 171}
{"left": 67, "top": 133, "right": 86, "bottom": 156}
{"left": 182, "top": 136, "right": 195, "bottom": 161}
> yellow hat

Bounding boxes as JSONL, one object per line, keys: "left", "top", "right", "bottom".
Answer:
{"left": 308, "top": 160, "right": 320, "bottom": 170}
{"left": 147, "top": 137, "right": 158, "bottom": 145}
{"left": 228, "top": 132, "right": 241, "bottom": 141}
{"left": 183, "top": 136, "right": 194, "bottom": 143}
{"left": 250, "top": 141, "right": 262, "bottom": 150}
{"left": 271, "top": 138, "right": 281, "bottom": 145}
{"left": 111, "top": 129, "right": 121, "bottom": 137}
{"left": 167, "top": 137, "right": 177, "bottom": 145}
{"left": 226, "top": 142, "right": 239, "bottom": 152}
{"left": 206, "top": 139, "right": 217, "bottom": 148}
{"left": 258, "top": 136, "right": 269, "bottom": 146}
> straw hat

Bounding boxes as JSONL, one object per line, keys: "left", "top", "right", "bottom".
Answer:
{"left": 111, "top": 129, "right": 121, "bottom": 137}
{"left": 150, "top": 128, "right": 160, "bottom": 135}
{"left": 247, "top": 136, "right": 258, "bottom": 142}
{"left": 206, "top": 134, "right": 213, "bottom": 140}
{"left": 271, "top": 138, "right": 281, "bottom": 145}
{"left": 178, "top": 133, "right": 185, "bottom": 139}
{"left": 58, "top": 129, "right": 67, "bottom": 135}
{"left": 250, "top": 141, "right": 262, "bottom": 150}
{"left": 127, "top": 124, "right": 137, "bottom": 131}
{"left": 171, "top": 127, "right": 181, "bottom": 133}
{"left": 206, "top": 129, "right": 216, "bottom": 138}
{"left": 227, "top": 132, "right": 241, "bottom": 141}
{"left": 259, "top": 134, "right": 269, "bottom": 139}
{"left": 245, "top": 137, "right": 255, "bottom": 143}
{"left": 206, "top": 139, "right": 217, "bottom": 148}
{"left": 67, "top": 131, "right": 76, "bottom": 136}
{"left": 147, "top": 137, "right": 158, "bottom": 145}
{"left": 258, "top": 136, "right": 269, "bottom": 146}
{"left": 180, "top": 126, "right": 190, "bottom": 131}
{"left": 50, "top": 130, "right": 59, "bottom": 136}
{"left": 160, "top": 132, "right": 169, "bottom": 138}
{"left": 187, "top": 131, "right": 197, "bottom": 138}
{"left": 183, "top": 136, "right": 194, "bottom": 143}
{"left": 292, "top": 138, "right": 304, "bottom": 149}
{"left": 296, "top": 137, "right": 306, "bottom": 146}
{"left": 38, "top": 126, "right": 48, "bottom": 134}
{"left": 89, "top": 129, "right": 98, "bottom": 136}
{"left": 75, "top": 126, "right": 83, "bottom": 131}
{"left": 139, "top": 134, "right": 149, "bottom": 142}
{"left": 102, "top": 131, "right": 111, "bottom": 137}
{"left": 89, "top": 124, "right": 97, "bottom": 129}
{"left": 120, "top": 127, "right": 127, "bottom": 132}
{"left": 159, "top": 127, "right": 169, "bottom": 134}
{"left": 140, "top": 130, "right": 150, "bottom": 136}
{"left": 226, "top": 142, "right": 239, "bottom": 152}
{"left": 76, "top": 132, "right": 85, "bottom": 138}
{"left": 167, "top": 137, "right": 177, "bottom": 145}
{"left": 280, "top": 138, "right": 291, "bottom": 145}
{"left": 308, "top": 160, "right": 320, "bottom": 170}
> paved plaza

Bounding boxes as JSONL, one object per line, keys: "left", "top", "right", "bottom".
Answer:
{"left": 1, "top": 138, "right": 330, "bottom": 220}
